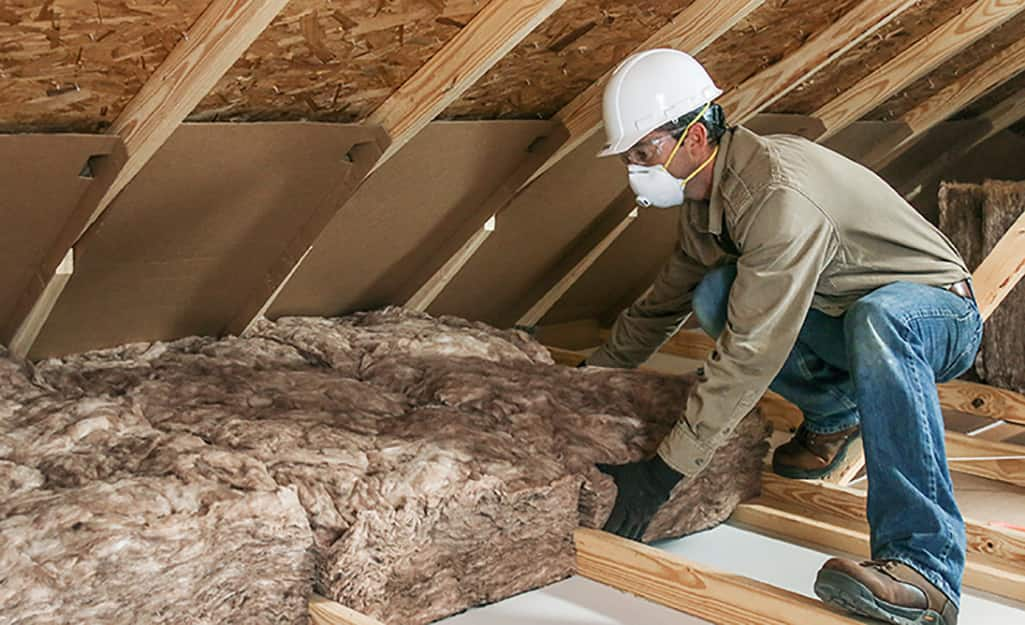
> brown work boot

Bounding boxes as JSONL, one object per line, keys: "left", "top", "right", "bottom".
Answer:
{"left": 771, "top": 423, "right": 860, "bottom": 479}
{"left": 815, "top": 558, "right": 958, "bottom": 625}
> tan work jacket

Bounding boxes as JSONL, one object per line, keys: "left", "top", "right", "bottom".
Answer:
{"left": 588, "top": 127, "right": 970, "bottom": 475}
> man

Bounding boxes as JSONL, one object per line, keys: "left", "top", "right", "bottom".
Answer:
{"left": 586, "top": 49, "right": 981, "bottom": 625}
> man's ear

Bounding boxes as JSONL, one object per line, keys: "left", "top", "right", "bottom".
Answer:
{"left": 685, "top": 122, "right": 710, "bottom": 154}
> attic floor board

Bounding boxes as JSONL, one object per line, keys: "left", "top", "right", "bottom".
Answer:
{"left": 438, "top": 525, "right": 1025, "bottom": 623}
{"left": 437, "top": 576, "right": 711, "bottom": 624}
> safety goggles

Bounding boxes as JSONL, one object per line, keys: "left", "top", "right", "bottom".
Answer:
{"left": 619, "top": 133, "right": 679, "bottom": 166}
{"left": 619, "top": 101, "right": 712, "bottom": 167}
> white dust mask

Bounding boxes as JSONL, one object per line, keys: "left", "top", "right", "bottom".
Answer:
{"left": 628, "top": 145, "right": 719, "bottom": 208}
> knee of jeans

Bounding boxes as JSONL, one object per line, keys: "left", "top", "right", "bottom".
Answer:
{"left": 693, "top": 267, "right": 733, "bottom": 338}
{"left": 844, "top": 298, "right": 904, "bottom": 366}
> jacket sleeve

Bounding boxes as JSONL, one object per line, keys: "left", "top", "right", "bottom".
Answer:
{"left": 587, "top": 243, "right": 707, "bottom": 369}
{"left": 658, "top": 187, "right": 838, "bottom": 474}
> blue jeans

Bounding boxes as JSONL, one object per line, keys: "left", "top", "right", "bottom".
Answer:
{"left": 693, "top": 263, "right": 983, "bottom": 605}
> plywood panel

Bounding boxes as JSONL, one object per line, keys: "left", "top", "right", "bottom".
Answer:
{"left": 31, "top": 122, "right": 372, "bottom": 358}
{"left": 425, "top": 131, "right": 623, "bottom": 327}
{"left": 0, "top": 0, "right": 208, "bottom": 132}
{"left": 0, "top": 133, "right": 122, "bottom": 334}
{"left": 191, "top": 0, "right": 492, "bottom": 123}
{"left": 268, "top": 120, "right": 553, "bottom": 318}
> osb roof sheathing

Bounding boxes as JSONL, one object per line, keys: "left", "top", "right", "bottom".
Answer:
{"left": 769, "top": 0, "right": 976, "bottom": 114}
{"left": 865, "top": 9, "right": 1025, "bottom": 121}
{"left": 189, "top": 0, "right": 491, "bottom": 123}
{"left": 441, "top": 0, "right": 866, "bottom": 121}
{"left": 0, "top": 0, "right": 208, "bottom": 132}
{"left": 441, "top": 0, "right": 691, "bottom": 120}
{"left": 696, "top": 0, "right": 864, "bottom": 97}
{"left": 5, "top": 0, "right": 1014, "bottom": 132}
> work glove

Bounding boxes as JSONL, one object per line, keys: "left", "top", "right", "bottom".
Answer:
{"left": 596, "top": 454, "right": 684, "bottom": 541}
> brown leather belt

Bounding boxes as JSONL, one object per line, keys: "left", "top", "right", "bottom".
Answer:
{"left": 945, "top": 278, "right": 974, "bottom": 301}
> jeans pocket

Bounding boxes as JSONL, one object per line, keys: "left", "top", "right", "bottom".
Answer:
{"left": 940, "top": 308, "right": 983, "bottom": 382}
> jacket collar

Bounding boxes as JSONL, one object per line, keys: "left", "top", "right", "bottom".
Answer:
{"left": 687, "top": 127, "right": 734, "bottom": 235}
{"left": 687, "top": 126, "right": 763, "bottom": 235}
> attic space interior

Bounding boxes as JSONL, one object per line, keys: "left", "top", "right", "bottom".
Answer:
{"left": 3, "top": 1, "right": 1025, "bottom": 624}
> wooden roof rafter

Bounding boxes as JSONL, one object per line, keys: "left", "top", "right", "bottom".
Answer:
{"left": 7, "top": 0, "right": 571, "bottom": 352}
{"left": 901, "top": 86, "right": 1025, "bottom": 199}
{"left": 365, "top": 0, "right": 570, "bottom": 170}
{"left": 523, "top": 0, "right": 769, "bottom": 188}
{"left": 3, "top": 0, "right": 292, "bottom": 359}
{"left": 864, "top": 35, "right": 1025, "bottom": 169}
{"left": 397, "top": 0, "right": 770, "bottom": 317}
{"left": 237, "top": 0, "right": 570, "bottom": 331}
{"left": 812, "top": 0, "right": 1025, "bottom": 141}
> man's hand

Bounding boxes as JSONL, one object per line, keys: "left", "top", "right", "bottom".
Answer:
{"left": 596, "top": 454, "right": 684, "bottom": 541}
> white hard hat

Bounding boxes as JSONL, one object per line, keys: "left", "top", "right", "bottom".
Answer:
{"left": 598, "top": 48, "right": 722, "bottom": 157}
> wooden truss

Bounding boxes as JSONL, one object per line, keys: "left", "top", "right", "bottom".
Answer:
{"left": 511, "top": 0, "right": 925, "bottom": 327}
{"left": 5, "top": 0, "right": 568, "bottom": 357}
{"left": 813, "top": 0, "right": 1025, "bottom": 141}
{"left": 4, "top": 0, "right": 290, "bottom": 358}
{"left": 901, "top": 86, "right": 1025, "bottom": 199}
{"left": 865, "top": 34, "right": 1025, "bottom": 170}
{"left": 516, "top": 0, "right": 1025, "bottom": 324}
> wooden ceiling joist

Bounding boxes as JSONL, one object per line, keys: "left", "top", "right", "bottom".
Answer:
{"left": 939, "top": 379, "right": 1025, "bottom": 428}
{"left": 945, "top": 431, "right": 1025, "bottom": 489}
{"left": 866, "top": 34, "right": 1025, "bottom": 169}
{"left": 309, "top": 594, "right": 384, "bottom": 625}
{"left": 813, "top": 0, "right": 1025, "bottom": 141}
{"left": 518, "top": 0, "right": 919, "bottom": 327}
{"left": 575, "top": 528, "right": 865, "bottom": 625}
{"left": 3, "top": 0, "right": 290, "bottom": 359}
{"left": 733, "top": 472, "right": 1025, "bottom": 603}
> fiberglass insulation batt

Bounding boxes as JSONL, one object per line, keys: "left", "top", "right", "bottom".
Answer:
{"left": 1, "top": 308, "right": 769, "bottom": 625}
{"left": 939, "top": 180, "right": 1025, "bottom": 394}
